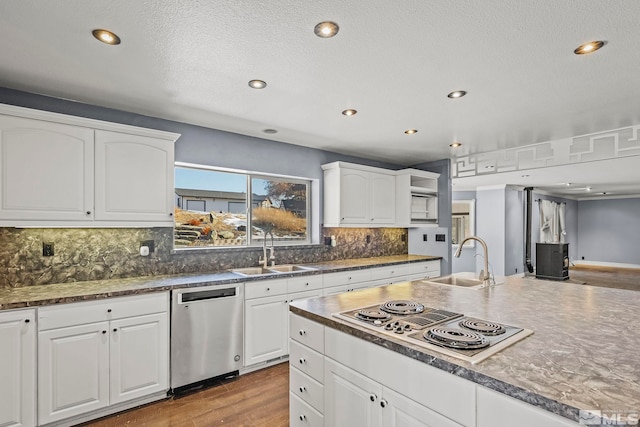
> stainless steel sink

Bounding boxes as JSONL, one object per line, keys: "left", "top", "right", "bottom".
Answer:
{"left": 230, "top": 265, "right": 317, "bottom": 277}
{"left": 423, "top": 272, "right": 502, "bottom": 290}
{"left": 267, "top": 265, "right": 317, "bottom": 273}
{"left": 230, "top": 267, "right": 278, "bottom": 277}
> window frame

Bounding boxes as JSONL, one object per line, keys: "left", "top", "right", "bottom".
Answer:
{"left": 174, "top": 161, "right": 314, "bottom": 250}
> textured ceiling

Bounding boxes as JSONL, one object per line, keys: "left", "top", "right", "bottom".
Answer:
{"left": 0, "top": 1, "right": 639, "bottom": 197}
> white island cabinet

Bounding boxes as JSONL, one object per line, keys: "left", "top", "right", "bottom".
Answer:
{"left": 0, "top": 308, "right": 36, "bottom": 427}
{"left": 37, "top": 292, "right": 169, "bottom": 425}
{"left": 0, "top": 104, "right": 179, "bottom": 227}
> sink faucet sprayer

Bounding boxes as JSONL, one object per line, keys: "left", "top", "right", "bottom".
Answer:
{"left": 259, "top": 226, "right": 275, "bottom": 268}
{"left": 454, "top": 236, "right": 492, "bottom": 286}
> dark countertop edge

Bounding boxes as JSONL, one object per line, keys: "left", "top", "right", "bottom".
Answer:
{"left": 0, "top": 255, "right": 442, "bottom": 310}
{"left": 288, "top": 306, "right": 582, "bottom": 424}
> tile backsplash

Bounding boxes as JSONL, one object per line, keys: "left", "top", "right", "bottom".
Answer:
{"left": 0, "top": 227, "right": 408, "bottom": 288}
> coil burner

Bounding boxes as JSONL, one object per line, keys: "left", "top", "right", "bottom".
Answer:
{"left": 459, "top": 318, "right": 506, "bottom": 336}
{"left": 354, "top": 309, "right": 392, "bottom": 325}
{"left": 423, "top": 327, "right": 490, "bottom": 350}
{"left": 380, "top": 300, "right": 425, "bottom": 315}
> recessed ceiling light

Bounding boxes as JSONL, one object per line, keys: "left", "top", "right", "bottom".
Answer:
{"left": 449, "top": 142, "right": 462, "bottom": 148}
{"left": 342, "top": 109, "right": 357, "bottom": 116}
{"left": 314, "top": 21, "right": 339, "bottom": 38}
{"left": 248, "top": 80, "right": 267, "bottom": 89}
{"left": 92, "top": 29, "right": 121, "bottom": 45}
{"left": 574, "top": 41, "right": 605, "bottom": 55}
{"left": 404, "top": 129, "right": 418, "bottom": 135}
{"left": 447, "top": 90, "right": 467, "bottom": 99}
{"left": 262, "top": 129, "right": 278, "bottom": 134}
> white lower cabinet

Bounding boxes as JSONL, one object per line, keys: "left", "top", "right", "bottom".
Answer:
{"left": 477, "top": 386, "right": 579, "bottom": 427}
{"left": 245, "top": 278, "right": 322, "bottom": 367}
{"left": 37, "top": 293, "right": 169, "bottom": 425}
{"left": 324, "top": 358, "right": 462, "bottom": 427}
{"left": 0, "top": 308, "right": 36, "bottom": 427}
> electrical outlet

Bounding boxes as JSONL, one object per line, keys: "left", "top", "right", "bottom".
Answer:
{"left": 366, "top": 235, "right": 371, "bottom": 244}
{"left": 140, "top": 240, "right": 155, "bottom": 253}
{"left": 423, "top": 234, "right": 428, "bottom": 241}
{"left": 324, "top": 236, "right": 332, "bottom": 246}
{"left": 43, "top": 242, "right": 54, "bottom": 257}
{"left": 435, "top": 234, "right": 446, "bottom": 242}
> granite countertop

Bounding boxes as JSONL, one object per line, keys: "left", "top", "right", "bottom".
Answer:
{"left": 289, "top": 277, "right": 640, "bottom": 424}
{"left": 0, "top": 254, "right": 440, "bottom": 310}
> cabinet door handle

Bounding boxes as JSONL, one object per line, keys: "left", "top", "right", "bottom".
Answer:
{"left": 299, "top": 358, "right": 306, "bottom": 364}
{"left": 169, "top": 212, "right": 173, "bottom": 217}
{"left": 369, "top": 393, "right": 377, "bottom": 402}
{"left": 266, "top": 287, "right": 270, "bottom": 291}
{"left": 380, "top": 399, "right": 388, "bottom": 408}
{"left": 102, "top": 330, "right": 107, "bottom": 334}
{"left": 299, "top": 330, "right": 306, "bottom": 336}
{"left": 24, "top": 319, "right": 30, "bottom": 323}
{"left": 299, "top": 386, "right": 306, "bottom": 393}
{"left": 86, "top": 211, "right": 92, "bottom": 215}
{"left": 107, "top": 309, "right": 112, "bottom": 313}
{"left": 305, "top": 282, "right": 309, "bottom": 286}
{"left": 299, "top": 415, "right": 307, "bottom": 421}
{"left": 113, "top": 328, "right": 118, "bottom": 332}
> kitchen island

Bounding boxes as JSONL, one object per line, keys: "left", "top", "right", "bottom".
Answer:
{"left": 289, "top": 276, "right": 640, "bottom": 427}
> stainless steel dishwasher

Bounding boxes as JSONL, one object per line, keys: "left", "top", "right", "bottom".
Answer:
{"left": 171, "top": 282, "right": 243, "bottom": 393}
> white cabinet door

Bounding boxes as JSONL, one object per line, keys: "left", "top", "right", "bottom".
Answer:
{"left": 324, "top": 358, "right": 382, "bottom": 427}
{"left": 339, "top": 168, "right": 369, "bottom": 224}
{"left": 0, "top": 309, "right": 36, "bottom": 427}
{"left": 94, "top": 130, "right": 174, "bottom": 223}
{"left": 38, "top": 322, "right": 110, "bottom": 425}
{"left": 0, "top": 115, "right": 94, "bottom": 221}
{"left": 369, "top": 172, "right": 395, "bottom": 224}
{"left": 109, "top": 313, "right": 168, "bottom": 405}
{"left": 381, "top": 387, "right": 462, "bottom": 427}
{"left": 244, "top": 295, "right": 288, "bottom": 365}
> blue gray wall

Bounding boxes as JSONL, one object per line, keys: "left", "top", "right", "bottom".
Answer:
{"left": 475, "top": 188, "right": 506, "bottom": 276}
{"left": 577, "top": 197, "right": 640, "bottom": 265}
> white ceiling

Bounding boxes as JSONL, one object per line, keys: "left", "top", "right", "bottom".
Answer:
{"left": 1, "top": 1, "right": 639, "bottom": 198}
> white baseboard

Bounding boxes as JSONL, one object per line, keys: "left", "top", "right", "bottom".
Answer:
{"left": 572, "top": 260, "right": 640, "bottom": 270}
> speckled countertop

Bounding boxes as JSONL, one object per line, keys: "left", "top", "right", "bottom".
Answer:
{"left": 0, "top": 254, "right": 439, "bottom": 310}
{"left": 290, "top": 277, "right": 640, "bottom": 425}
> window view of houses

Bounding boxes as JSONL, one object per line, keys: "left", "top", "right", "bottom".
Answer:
{"left": 174, "top": 166, "right": 309, "bottom": 247}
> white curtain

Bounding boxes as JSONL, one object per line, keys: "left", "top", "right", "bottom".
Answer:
{"left": 539, "top": 200, "right": 566, "bottom": 243}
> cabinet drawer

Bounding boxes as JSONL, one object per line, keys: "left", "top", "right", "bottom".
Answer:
{"left": 290, "top": 392, "right": 323, "bottom": 427}
{"left": 38, "top": 292, "right": 168, "bottom": 331}
{"left": 410, "top": 261, "right": 440, "bottom": 275}
{"left": 289, "top": 313, "right": 324, "bottom": 353}
{"left": 322, "top": 269, "right": 371, "bottom": 287}
{"left": 290, "top": 367, "right": 324, "bottom": 412}
{"left": 288, "top": 274, "right": 323, "bottom": 294}
{"left": 289, "top": 340, "right": 324, "bottom": 382}
{"left": 369, "top": 264, "right": 413, "bottom": 280}
{"left": 245, "top": 278, "right": 288, "bottom": 299}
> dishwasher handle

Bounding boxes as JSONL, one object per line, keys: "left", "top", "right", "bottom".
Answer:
{"left": 178, "top": 287, "right": 237, "bottom": 303}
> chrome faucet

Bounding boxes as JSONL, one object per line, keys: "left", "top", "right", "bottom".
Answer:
{"left": 454, "top": 236, "right": 491, "bottom": 285}
{"left": 259, "top": 229, "right": 275, "bottom": 268}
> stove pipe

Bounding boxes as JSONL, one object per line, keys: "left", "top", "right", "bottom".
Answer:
{"left": 524, "top": 187, "right": 534, "bottom": 273}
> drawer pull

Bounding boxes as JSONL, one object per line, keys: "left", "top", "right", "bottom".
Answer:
{"left": 369, "top": 393, "right": 377, "bottom": 402}
{"left": 266, "top": 287, "right": 270, "bottom": 291}
{"left": 102, "top": 330, "right": 107, "bottom": 334}
{"left": 299, "top": 330, "right": 306, "bottom": 336}
{"left": 299, "top": 415, "right": 307, "bottom": 421}
{"left": 24, "top": 319, "right": 30, "bottom": 323}
{"left": 299, "top": 386, "right": 306, "bottom": 393}
{"left": 380, "top": 399, "right": 388, "bottom": 408}
{"left": 299, "top": 358, "right": 306, "bottom": 364}
{"left": 113, "top": 328, "right": 118, "bottom": 332}
{"left": 107, "top": 309, "right": 112, "bottom": 313}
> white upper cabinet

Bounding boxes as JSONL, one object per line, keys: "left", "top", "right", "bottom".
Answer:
{"left": 0, "top": 115, "right": 94, "bottom": 222}
{"left": 322, "top": 162, "right": 396, "bottom": 227}
{"left": 95, "top": 130, "right": 174, "bottom": 223}
{"left": 0, "top": 104, "right": 180, "bottom": 227}
{"left": 395, "top": 169, "right": 440, "bottom": 227}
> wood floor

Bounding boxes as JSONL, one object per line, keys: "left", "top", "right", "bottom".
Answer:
{"left": 81, "top": 362, "right": 289, "bottom": 427}
{"left": 567, "top": 264, "right": 640, "bottom": 291}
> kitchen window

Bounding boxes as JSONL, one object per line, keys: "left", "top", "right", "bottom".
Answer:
{"left": 174, "top": 163, "right": 311, "bottom": 248}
